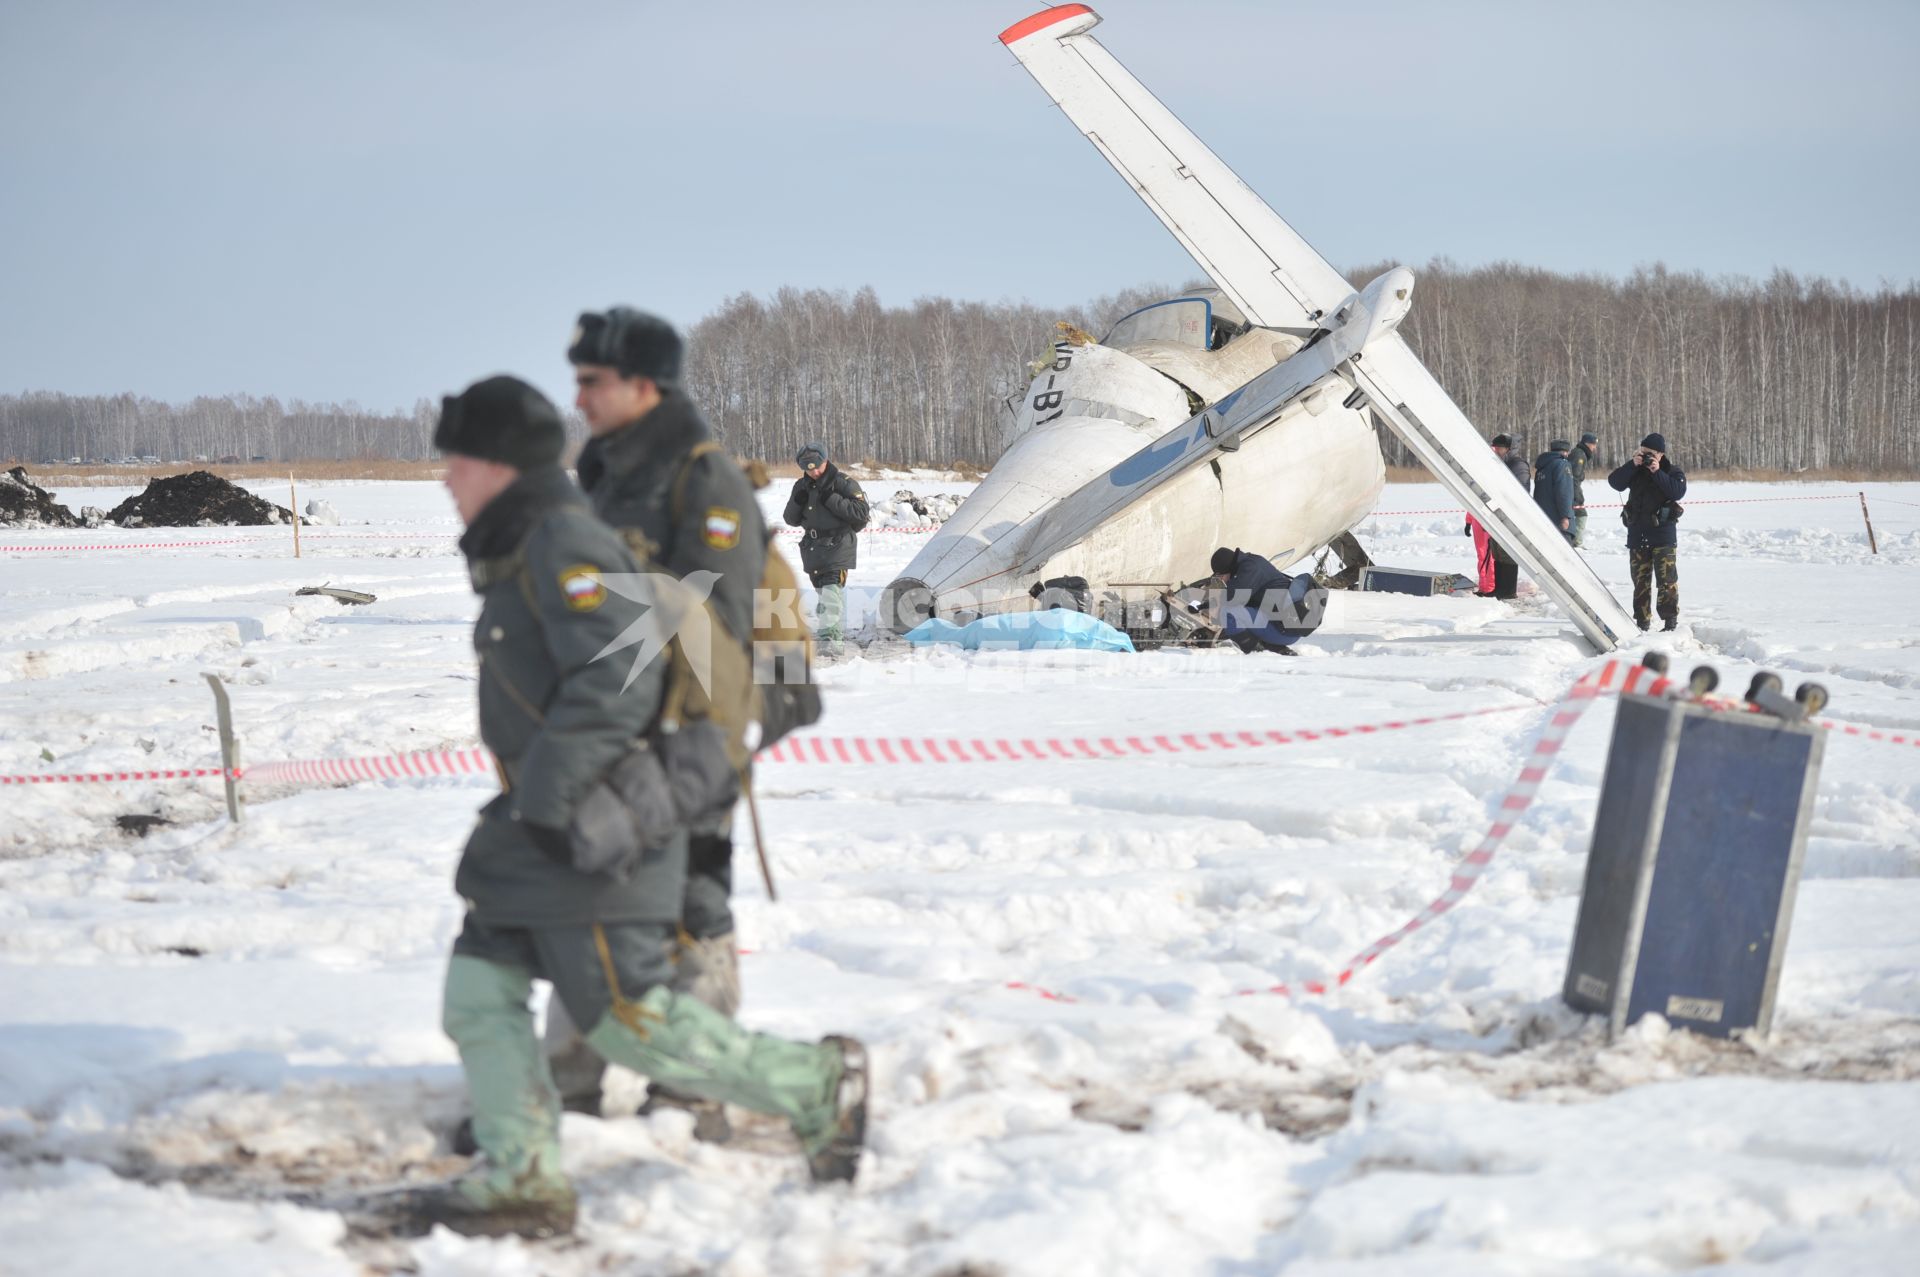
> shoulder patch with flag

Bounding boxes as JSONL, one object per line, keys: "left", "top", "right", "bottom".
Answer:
{"left": 703, "top": 507, "right": 741, "bottom": 550}
{"left": 557, "top": 565, "right": 606, "bottom": 611}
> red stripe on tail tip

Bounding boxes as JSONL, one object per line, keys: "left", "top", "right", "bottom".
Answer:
{"left": 999, "top": 5, "right": 1094, "bottom": 45}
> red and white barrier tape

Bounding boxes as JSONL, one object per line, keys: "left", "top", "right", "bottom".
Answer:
{"left": 1005, "top": 659, "right": 1663, "bottom": 1005}
{"left": 0, "top": 764, "right": 235, "bottom": 786}
{"left": 0, "top": 537, "right": 269, "bottom": 553}
{"left": 1820, "top": 721, "right": 1918, "bottom": 747}
{"left": 7, "top": 527, "right": 936, "bottom": 553}
{"left": 775, "top": 525, "right": 943, "bottom": 536}
{"left": 753, "top": 702, "right": 1532, "bottom": 764}
{"left": 4, "top": 675, "right": 1910, "bottom": 792}
{"left": 1238, "top": 658, "right": 1655, "bottom": 998}
{"left": 299, "top": 531, "right": 455, "bottom": 540}
{"left": 1368, "top": 494, "right": 1861, "bottom": 519}
{"left": 1007, "top": 668, "right": 1917, "bottom": 1005}
{"left": 244, "top": 747, "right": 496, "bottom": 786}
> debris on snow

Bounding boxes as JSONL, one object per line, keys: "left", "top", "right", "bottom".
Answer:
{"left": 107, "top": 470, "right": 301, "bottom": 527}
{"left": 870, "top": 488, "right": 962, "bottom": 527}
{"left": 0, "top": 466, "right": 83, "bottom": 527}
{"left": 295, "top": 584, "right": 377, "bottom": 605}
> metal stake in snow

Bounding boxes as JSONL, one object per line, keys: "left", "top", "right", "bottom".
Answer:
{"left": 290, "top": 474, "right": 302, "bottom": 559}
{"left": 201, "top": 672, "right": 243, "bottom": 822}
{"left": 1860, "top": 491, "right": 1879, "bottom": 555}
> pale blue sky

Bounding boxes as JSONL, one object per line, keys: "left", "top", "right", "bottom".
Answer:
{"left": 4, "top": 0, "right": 1916, "bottom": 413}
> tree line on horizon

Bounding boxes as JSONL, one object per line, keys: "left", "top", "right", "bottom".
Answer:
{"left": 5, "top": 262, "right": 1916, "bottom": 473}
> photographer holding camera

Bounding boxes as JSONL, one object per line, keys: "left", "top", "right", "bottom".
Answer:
{"left": 1607, "top": 431, "right": 1688, "bottom": 632}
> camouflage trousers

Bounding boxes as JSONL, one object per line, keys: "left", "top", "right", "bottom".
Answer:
{"left": 1629, "top": 546, "right": 1679, "bottom": 626}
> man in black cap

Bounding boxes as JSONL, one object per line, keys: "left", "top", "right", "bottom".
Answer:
{"left": 409, "top": 375, "right": 866, "bottom": 1237}
{"left": 1568, "top": 432, "right": 1599, "bottom": 547}
{"left": 1608, "top": 431, "right": 1688, "bottom": 631}
{"left": 558, "top": 306, "right": 765, "bottom": 1139}
{"left": 1485, "top": 434, "right": 1531, "bottom": 599}
{"left": 1533, "top": 440, "right": 1577, "bottom": 545}
{"left": 784, "top": 440, "right": 868, "bottom": 644}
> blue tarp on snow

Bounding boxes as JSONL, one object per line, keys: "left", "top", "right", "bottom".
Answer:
{"left": 903, "top": 611, "right": 1136, "bottom": 652}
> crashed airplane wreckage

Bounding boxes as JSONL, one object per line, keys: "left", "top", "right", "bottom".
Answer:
{"left": 882, "top": 4, "right": 1634, "bottom": 653}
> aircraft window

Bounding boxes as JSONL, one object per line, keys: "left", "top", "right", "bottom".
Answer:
{"left": 1103, "top": 298, "right": 1212, "bottom": 351}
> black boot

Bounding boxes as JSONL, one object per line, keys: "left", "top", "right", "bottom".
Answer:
{"left": 802, "top": 1035, "right": 869, "bottom": 1184}
{"left": 359, "top": 1176, "right": 577, "bottom": 1240}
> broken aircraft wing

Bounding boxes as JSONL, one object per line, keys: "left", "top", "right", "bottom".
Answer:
{"left": 997, "top": 4, "right": 1343, "bottom": 333}
{"left": 1001, "top": 4, "right": 1635, "bottom": 651}
{"left": 1348, "top": 338, "right": 1636, "bottom": 651}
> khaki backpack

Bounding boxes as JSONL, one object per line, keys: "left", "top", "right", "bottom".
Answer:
{"left": 618, "top": 441, "right": 821, "bottom": 773}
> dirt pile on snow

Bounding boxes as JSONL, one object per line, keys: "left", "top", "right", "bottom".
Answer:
{"left": 870, "top": 487, "right": 962, "bottom": 527}
{"left": 0, "top": 466, "right": 84, "bottom": 528}
{"left": 107, "top": 471, "right": 299, "bottom": 527}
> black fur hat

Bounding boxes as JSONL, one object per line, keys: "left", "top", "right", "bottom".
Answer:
{"left": 1210, "top": 547, "right": 1238, "bottom": 576}
{"left": 567, "top": 306, "right": 683, "bottom": 384}
{"left": 433, "top": 375, "right": 566, "bottom": 470}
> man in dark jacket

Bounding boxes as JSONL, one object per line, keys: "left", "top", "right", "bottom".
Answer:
{"left": 1204, "top": 547, "right": 1323, "bottom": 654}
{"left": 1568, "top": 432, "right": 1599, "bottom": 547}
{"left": 1533, "top": 441, "right": 1577, "bottom": 545}
{"left": 1608, "top": 431, "right": 1688, "bottom": 631}
{"left": 558, "top": 306, "right": 763, "bottom": 1138}
{"left": 409, "top": 376, "right": 864, "bottom": 1237}
{"left": 1485, "top": 434, "right": 1532, "bottom": 599}
{"left": 784, "top": 442, "right": 868, "bottom": 643}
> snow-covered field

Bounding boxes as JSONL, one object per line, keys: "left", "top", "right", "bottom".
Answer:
{"left": 3, "top": 477, "right": 1918, "bottom": 1276}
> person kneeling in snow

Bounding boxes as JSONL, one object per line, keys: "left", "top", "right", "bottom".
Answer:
{"left": 1203, "top": 547, "right": 1323, "bottom": 655}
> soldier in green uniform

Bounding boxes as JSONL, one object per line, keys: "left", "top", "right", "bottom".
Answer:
{"left": 413, "top": 376, "right": 865, "bottom": 1238}
{"left": 1568, "top": 432, "right": 1599, "bottom": 548}
{"left": 509, "top": 306, "right": 764, "bottom": 1141}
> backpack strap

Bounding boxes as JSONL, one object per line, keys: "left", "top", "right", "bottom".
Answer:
{"left": 669, "top": 440, "right": 727, "bottom": 524}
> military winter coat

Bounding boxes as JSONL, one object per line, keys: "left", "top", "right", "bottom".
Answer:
{"left": 1499, "top": 449, "right": 1532, "bottom": 493}
{"left": 457, "top": 465, "right": 685, "bottom": 927}
{"left": 1608, "top": 455, "right": 1688, "bottom": 550}
{"left": 1568, "top": 441, "right": 1595, "bottom": 509}
{"left": 783, "top": 462, "right": 868, "bottom": 574}
{"left": 1533, "top": 451, "right": 1576, "bottom": 535}
{"left": 1486, "top": 450, "right": 1532, "bottom": 564}
{"left": 575, "top": 391, "right": 766, "bottom": 647}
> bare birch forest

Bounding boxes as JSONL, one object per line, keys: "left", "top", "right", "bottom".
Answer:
{"left": 0, "top": 394, "right": 445, "bottom": 467}
{"left": 6, "top": 262, "right": 1916, "bottom": 472}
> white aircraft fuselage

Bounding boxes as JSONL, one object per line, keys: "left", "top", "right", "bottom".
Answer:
{"left": 883, "top": 285, "right": 1391, "bottom": 632}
